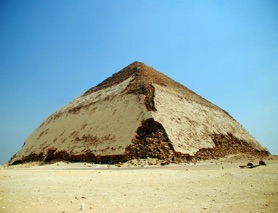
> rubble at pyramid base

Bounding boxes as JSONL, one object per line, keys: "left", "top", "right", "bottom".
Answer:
{"left": 10, "top": 145, "right": 269, "bottom": 166}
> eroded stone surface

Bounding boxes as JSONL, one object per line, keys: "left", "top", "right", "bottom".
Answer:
{"left": 9, "top": 62, "right": 270, "bottom": 165}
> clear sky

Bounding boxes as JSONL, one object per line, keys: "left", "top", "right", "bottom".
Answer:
{"left": 0, "top": 0, "right": 277, "bottom": 164}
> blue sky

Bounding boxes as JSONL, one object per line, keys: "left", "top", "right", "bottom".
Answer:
{"left": 0, "top": 0, "right": 277, "bottom": 164}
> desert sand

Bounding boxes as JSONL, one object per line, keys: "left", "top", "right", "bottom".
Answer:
{"left": 1, "top": 156, "right": 278, "bottom": 213}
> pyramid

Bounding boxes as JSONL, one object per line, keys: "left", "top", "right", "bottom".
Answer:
{"left": 9, "top": 62, "right": 269, "bottom": 165}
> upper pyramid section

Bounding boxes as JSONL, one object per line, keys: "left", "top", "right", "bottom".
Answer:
{"left": 9, "top": 62, "right": 269, "bottom": 165}
{"left": 84, "top": 61, "right": 226, "bottom": 112}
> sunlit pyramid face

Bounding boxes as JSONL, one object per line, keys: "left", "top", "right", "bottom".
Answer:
{"left": 9, "top": 62, "right": 269, "bottom": 165}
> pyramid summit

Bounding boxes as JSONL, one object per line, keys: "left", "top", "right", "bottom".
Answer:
{"left": 9, "top": 62, "right": 269, "bottom": 165}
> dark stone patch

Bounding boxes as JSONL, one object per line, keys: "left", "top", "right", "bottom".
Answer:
{"left": 10, "top": 150, "right": 127, "bottom": 165}
{"left": 125, "top": 118, "right": 187, "bottom": 163}
{"left": 190, "top": 132, "right": 270, "bottom": 161}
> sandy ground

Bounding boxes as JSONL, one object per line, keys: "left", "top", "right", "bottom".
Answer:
{"left": 1, "top": 157, "right": 278, "bottom": 213}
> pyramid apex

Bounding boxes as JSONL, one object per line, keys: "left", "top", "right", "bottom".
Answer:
{"left": 124, "top": 61, "right": 148, "bottom": 71}
{"left": 129, "top": 61, "right": 145, "bottom": 65}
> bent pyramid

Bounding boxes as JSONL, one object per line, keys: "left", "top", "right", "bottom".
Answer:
{"left": 9, "top": 62, "right": 269, "bottom": 165}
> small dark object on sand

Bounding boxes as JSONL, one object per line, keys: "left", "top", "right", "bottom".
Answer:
{"left": 239, "top": 162, "right": 255, "bottom": 168}
{"left": 239, "top": 161, "right": 266, "bottom": 169}
{"left": 259, "top": 160, "right": 266, "bottom": 166}
{"left": 247, "top": 163, "right": 254, "bottom": 168}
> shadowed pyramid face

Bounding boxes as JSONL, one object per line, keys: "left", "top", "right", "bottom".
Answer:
{"left": 9, "top": 62, "right": 269, "bottom": 165}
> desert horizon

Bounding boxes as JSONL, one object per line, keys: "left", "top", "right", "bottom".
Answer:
{"left": 2, "top": 1, "right": 277, "bottom": 213}
{"left": 1, "top": 154, "right": 278, "bottom": 213}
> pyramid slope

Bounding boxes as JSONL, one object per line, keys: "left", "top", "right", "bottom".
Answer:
{"left": 9, "top": 62, "right": 269, "bottom": 165}
{"left": 85, "top": 62, "right": 225, "bottom": 112}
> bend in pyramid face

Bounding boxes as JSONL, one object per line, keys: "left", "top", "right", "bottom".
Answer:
{"left": 9, "top": 62, "right": 269, "bottom": 165}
